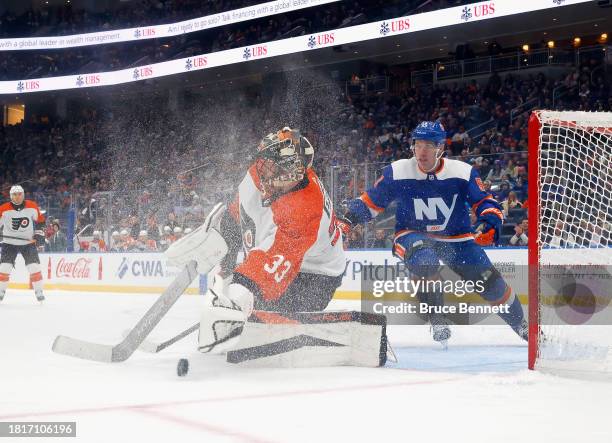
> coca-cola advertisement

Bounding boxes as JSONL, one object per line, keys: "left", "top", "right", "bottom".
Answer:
{"left": 46, "top": 255, "right": 104, "bottom": 281}
{"left": 56, "top": 257, "right": 92, "bottom": 279}
{"left": 13, "top": 253, "right": 202, "bottom": 290}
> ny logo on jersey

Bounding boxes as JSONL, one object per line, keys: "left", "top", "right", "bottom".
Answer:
{"left": 413, "top": 194, "right": 458, "bottom": 232}
{"left": 11, "top": 217, "right": 30, "bottom": 231}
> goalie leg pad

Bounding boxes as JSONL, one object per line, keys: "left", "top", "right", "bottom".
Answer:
{"left": 226, "top": 311, "right": 387, "bottom": 368}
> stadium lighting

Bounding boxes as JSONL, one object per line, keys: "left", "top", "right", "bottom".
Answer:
{"left": 573, "top": 36, "right": 582, "bottom": 46}
{"left": 522, "top": 44, "right": 530, "bottom": 52}
{"left": 600, "top": 33, "right": 608, "bottom": 42}
{"left": 547, "top": 40, "right": 555, "bottom": 49}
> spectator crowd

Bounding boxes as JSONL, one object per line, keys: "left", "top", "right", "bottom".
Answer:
{"left": 0, "top": 3, "right": 610, "bottom": 252}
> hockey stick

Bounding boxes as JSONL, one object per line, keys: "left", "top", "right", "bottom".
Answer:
{"left": 0, "top": 234, "right": 36, "bottom": 243}
{"left": 52, "top": 260, "right": 198, "bottom": 363}
{"left": 127, "top": 322, "right": 200, "bottom": 353}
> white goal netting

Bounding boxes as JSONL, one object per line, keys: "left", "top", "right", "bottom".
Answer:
{"left": 531, "top": 110, "right": 612, "bottom": 376}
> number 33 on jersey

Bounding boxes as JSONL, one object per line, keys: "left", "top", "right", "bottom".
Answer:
{"left": 227, "top": 166, "right": 346, "bottom": 301}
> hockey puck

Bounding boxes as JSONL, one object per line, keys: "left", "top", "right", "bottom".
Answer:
{"left": 177, "top": 358, "right": 189, "bottom": 377}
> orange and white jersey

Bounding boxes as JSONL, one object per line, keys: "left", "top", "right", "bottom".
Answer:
{"left": 0, "top": 200, "right": 45, "bottom": 246}
{"left": 228, "top": 166, "right": 345, "bottom": 302}
{"left": 88, "top": 239, "right": 107, "bottom": 252}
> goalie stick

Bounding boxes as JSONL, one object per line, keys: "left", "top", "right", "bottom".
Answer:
{"left": 127, "top": 322, "right": 200, "bottom": 353}
{"left": 52, "top": 260, "right": 198, "bottom": 363}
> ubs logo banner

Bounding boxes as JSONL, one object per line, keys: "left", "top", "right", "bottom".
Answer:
{"left": 185, "top": 56, "right": 208, "bottom": 71}
{"left": 461, "top": 3, "right": 495, "bottom": 22}
{"left": 379, "top": 18, "right": 410, "bottom": 36}
{"left": 134, "top": 28, "right": 156, "bottom": 38}
{"left": 243, "top": 45, "right": 267, "bottom": 60}
{"left": 11, "top": 217, "right": 29, "bottom": 230}
{"left": 133, "top": 66, "right": 154, "bottom": 80}
{"left": 16, "top": 81, "right": 40, "bottom": 92}
{"left": 307, "top": 32, "right": 335, "bottom": 49}
{"left": 76, "top": 75, "right": 101, "bottom": 87}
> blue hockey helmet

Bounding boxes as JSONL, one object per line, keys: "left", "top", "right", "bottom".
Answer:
{"left": 411, "top": 121, "right": 447, "bottom": 146}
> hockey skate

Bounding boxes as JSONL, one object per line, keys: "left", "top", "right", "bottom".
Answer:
{"left": 430, "top": 312, "right": 451, "bottom": 349}
{"left": 35, "top": 290, "right": 45, "bottom": 303}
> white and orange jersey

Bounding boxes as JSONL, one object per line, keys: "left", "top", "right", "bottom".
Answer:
{"left": 0, "top": 200, "right": 45, "bottom": 246}
{"left": 88, "top": 239, "right": 107, "bottom": 252}
{"left": 228, "top": 166, "right": 345, "bottom": 302}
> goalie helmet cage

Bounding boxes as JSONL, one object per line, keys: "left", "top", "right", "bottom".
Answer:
{"left": 528, "top": 110, "right": 612, "bottom": 375}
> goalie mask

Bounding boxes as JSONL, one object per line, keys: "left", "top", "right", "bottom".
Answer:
{"left": 255, "top": 127, "right": 314, "bottom": 195}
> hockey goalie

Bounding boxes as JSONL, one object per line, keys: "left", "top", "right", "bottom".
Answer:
{"left": 166, "top": 127, "right": 387, "bottom": 367}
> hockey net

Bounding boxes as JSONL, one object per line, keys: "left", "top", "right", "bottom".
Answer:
{"left": 528, "top": 110, "right": 612, "bottom": 376}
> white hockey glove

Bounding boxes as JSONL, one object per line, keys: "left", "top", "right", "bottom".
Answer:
{"left": 198, "top": 275, "right": 254, "bottom": 354}
{"left": 164, "top": 203, "right": 229, "bottom": 274}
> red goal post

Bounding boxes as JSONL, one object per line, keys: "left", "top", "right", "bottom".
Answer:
{"left": 528, "top": 110, "right": 612, "bottom": 373}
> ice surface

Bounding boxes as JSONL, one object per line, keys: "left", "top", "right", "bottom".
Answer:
{"left": 1, "top": 290, "right": 611, "bottom": 443}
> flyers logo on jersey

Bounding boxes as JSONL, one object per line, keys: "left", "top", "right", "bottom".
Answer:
{"left": 11, "top": 217, "right": 30, "bottom": 230}
{"left": 240, "top": 204, "right": 256, "bottom": 252}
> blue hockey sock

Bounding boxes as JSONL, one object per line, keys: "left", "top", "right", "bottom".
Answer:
{"left": 481, "top": 276, "right": 524, "bottom": 331}
{"left": 497, "top": 293, "right": 524, "bottom": 331}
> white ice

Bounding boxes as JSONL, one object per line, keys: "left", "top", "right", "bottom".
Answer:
{"left": 1, "top": 289, "right": 611, "bottom": 443}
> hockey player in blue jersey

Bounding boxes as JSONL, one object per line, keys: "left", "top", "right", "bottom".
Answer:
{"left": 342, "top": 121, "right": 527, "bottom": 346}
